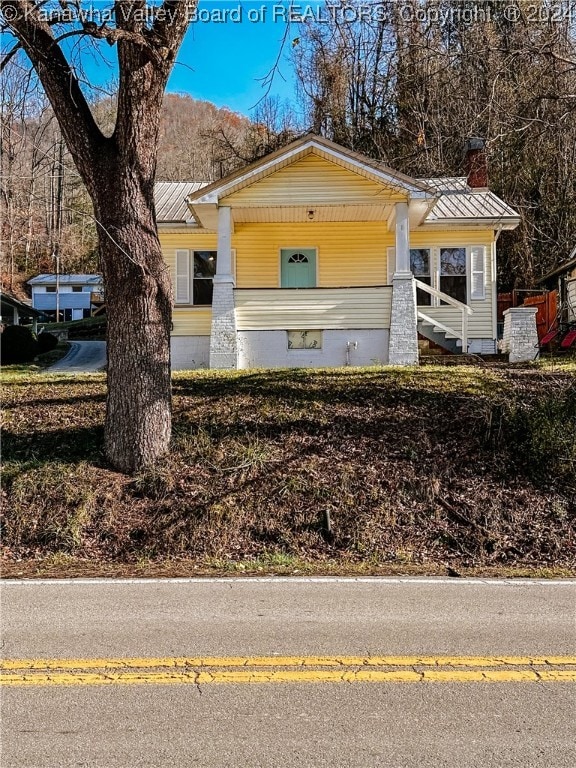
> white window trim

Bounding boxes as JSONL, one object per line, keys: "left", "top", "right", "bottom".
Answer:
{"left": 390, "top": 245, "right": 487, "bottom": 306}
{"left": 468, "top": 245, "right": 486, "bottom": 301}
{"left": 174, "top": 248, "right": 218, "bottom": 306}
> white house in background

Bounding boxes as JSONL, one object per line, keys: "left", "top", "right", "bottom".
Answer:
{"left": 27, "top": 274, "right": 104, "bottom": 322}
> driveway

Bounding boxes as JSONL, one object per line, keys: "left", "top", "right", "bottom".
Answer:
{"left": 48, "top": 340, "right": 106, "bottom": 373}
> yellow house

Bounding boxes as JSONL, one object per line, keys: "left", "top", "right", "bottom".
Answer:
{"left": 156, "top": 134, "right": 520, "bottom": 369}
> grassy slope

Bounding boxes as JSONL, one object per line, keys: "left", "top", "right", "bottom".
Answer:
{"left": 1, "top": 362, "right": 575, "bottom": 578}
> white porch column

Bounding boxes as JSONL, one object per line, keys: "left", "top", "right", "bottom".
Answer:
{"left": 388, "top": 201, "right": 419, "bottom": 365}
{"left": 395, "top": 201, "right": 410, "bottom": 273}
{"left": 209, "top": 206, "right": 238, "bottom": 369}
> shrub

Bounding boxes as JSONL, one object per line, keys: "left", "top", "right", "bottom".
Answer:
{"left": 37, "top": 331, "right": 58, "bottom": 354}
{"left": 0, "top": 325, "right": 38, "bottom": 364}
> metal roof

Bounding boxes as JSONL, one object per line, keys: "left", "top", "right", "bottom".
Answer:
{"left": 0, "top": 292, "right": 42, "bottom": 316}
{"left": 418, "top": 176, "right": 470, "bottom": 192}
{"left": 154, "top": 161, "right": 520, "bottom": 226}
{"left": 424, "top": 189, "right": 520, "bottom": 223}
{"left": 27, "top": 274, "right": 103, "bottom": 285}
{"left": 155, "top": 182, "right": 208, "bottom": 222}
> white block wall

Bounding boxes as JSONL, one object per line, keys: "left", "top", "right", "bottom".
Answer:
{"left": 171, "top": 337, "right": 210, "bottom": 370}
{"left": 468, "top": 338, "right": 497, "bottom": 354}
{"left": 502, "top": 307, "right": 539, "bottom": 362}
{"left": 388, "top": 274, "right": 419, "bottom": 365}
{"left": 237, "top": 329, "right": 389, "bottom": 369}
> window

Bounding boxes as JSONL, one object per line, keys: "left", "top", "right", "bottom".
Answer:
{"left": 287, "top": 330, "right": 322, "bottom": 349}
{"left": 439, "top": 247, "right": 467, "bottom": 304}
{"left": 45, "top": 286, "right": 56, "bottom": 293}
{"left": 410, "top": 249, "right": 431, "bottom": 306}
{"left": 72, "top": 286, "right": 83, "bottom": 293}
{"left": 175, "top": 250, "right": 217, "bottom": 305}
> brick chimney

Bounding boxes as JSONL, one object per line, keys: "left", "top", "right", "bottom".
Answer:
{"left": 465, "top": 137, "right": 488, "bottom": 189}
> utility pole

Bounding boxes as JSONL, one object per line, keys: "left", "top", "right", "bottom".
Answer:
{"left": 53, "top": 249, "right": 60, "bottom": 322}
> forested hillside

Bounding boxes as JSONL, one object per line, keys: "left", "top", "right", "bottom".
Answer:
{"left": 0, "top": 85, "right": 256, "bottom": 297}
{"left": 293, "top": 0, "right": 576, "bottom": 287}
{"left": 2, "top": 1, "right": 575, "bottom": 297}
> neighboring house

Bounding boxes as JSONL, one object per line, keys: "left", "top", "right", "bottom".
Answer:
{"left": 156, "top": 134, "right": 520, "bottom": 370}
{"left": 538, "top": 245, "right": 576, "bottom": 324}
{"left": 27, "top": 274, "right": 104, "bottom": 322}
{"left": 0, "top": 292, "right": 42, "bottom": 329}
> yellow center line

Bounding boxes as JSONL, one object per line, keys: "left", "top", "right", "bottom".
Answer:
{"left": 2, "top": 655, "right": 576, "bottom": 671}
{"left": 2, "top": 656, "right": 575, "bottom": 687}
{"left": 2, "top": 669, "right": 576, "bottom": 687}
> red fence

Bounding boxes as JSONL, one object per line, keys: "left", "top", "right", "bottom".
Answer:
{"left": 497, "top": 290, "right": 558, "bottom": 342}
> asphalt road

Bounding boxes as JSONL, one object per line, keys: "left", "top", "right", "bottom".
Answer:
{"left": 48, "top": 340, "right": 106, "bottom": 373}
{"left": 2, "top": 577, "right": 575, "bottom": 767}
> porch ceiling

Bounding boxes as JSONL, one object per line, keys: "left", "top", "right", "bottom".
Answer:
{"left": 231, "top": 204, "right": 394, "bottom": 224}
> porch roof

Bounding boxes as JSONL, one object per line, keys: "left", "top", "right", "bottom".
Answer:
{"left": 154, "top": 136, "right": 520, "bottom": 231}
{"left": 186, "top": 134, "right": 437, "bottom": 209}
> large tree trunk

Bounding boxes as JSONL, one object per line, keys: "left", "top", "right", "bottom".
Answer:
{"left": 93, "top": 170, "right": 173, "bottom": 474}
{"left": 2, "top": 0, "right": 196, "bottom": 473}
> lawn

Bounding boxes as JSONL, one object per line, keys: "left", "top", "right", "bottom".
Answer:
{"left": 1, "top": 361, "right": 575, "bottom": 578}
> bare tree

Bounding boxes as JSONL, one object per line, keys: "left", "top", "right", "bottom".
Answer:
{"left": 295, "top": 0, "right": 576, "bottom": 287}
{"left": 1, "top": 0, "right": 195, "bottom": 472}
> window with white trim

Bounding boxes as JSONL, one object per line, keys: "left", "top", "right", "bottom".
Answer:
{"left": 438, "top": 246, "right": 486, "bottom": 304}
{"left": 439, "top": 247, "right": 467, "bottom": 304}
{"left": 389, "top": 245, "right": 487, "bottom": 305}
{"left": 410, "top": 249, "right": 431, "bottom": 306}
{"left": 175, "top": 250, "right": 217, "bottom": 305}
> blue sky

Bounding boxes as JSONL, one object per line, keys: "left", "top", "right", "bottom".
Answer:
{"left": 1, "top": 1, "right": 325, "bottom": 118}
{"left": 73, "top": 1, "right": 319, "bottom": 118}
{"left": 169, "top": 1, "right": 308, "bottom": 116}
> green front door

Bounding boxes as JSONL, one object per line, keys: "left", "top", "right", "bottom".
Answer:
{"left": 281, "top": 249, "right": 317, "bottom": 288}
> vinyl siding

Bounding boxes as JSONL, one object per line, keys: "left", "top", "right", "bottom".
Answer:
{"left": 160, "top": 229, "right": 216, "bottom": 336}
{"left": 160, "top": 229, "right": 218, "bottom": 271}
{"left": 221, "top": 154, "right": 406, "bottom": 206}
{"left": 233, "top": 222, "right": 393, "bottom": 288}
{"left": 235, "top": 287, "right": 392, "bottom": 330}
{"left": 568, "top": 278, "right": 576, "bottom": 322}
{"left": 160, "top": 225, "right": 497, "bottom": 339}
{"left": 172, "top": 308, "right": 212, "bottom": 336}
{"left": 410, "top": 230, "right": 495, "bottom": 339}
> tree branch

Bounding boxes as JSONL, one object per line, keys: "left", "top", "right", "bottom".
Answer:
{"left": 0, "top": 0, "right": 106, "bottom": 186}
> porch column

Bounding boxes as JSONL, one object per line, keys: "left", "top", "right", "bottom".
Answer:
{"left": 501, "top": 307, "right": 538, "bottom": 362}
{"left": 388, "top": 201, "right": 419, "bottom": 365}
{"left": 209, "top": 205, "right": 238, "bottom": 369}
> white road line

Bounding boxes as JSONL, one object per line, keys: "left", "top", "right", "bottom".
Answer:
{"left": 2, "top": 577, "right": 575, "bottom": 586}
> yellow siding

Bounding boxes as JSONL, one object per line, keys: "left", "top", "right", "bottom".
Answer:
{"left": 222, "top": 154, "right": 405, "bottom": 206}
{"left": 159, "top": 228, "right": 217, "bottom": 336}
{"left": 233, "top": 222, "right": 393, "bottom": 288}
{"left": 235, "top": 288, "right": 392, "bottom": 330}
{"left": 172, "top": 308, "right": 212, "bottom": 336}
{"left": 160, "top": 225, "right": 497, "bottom": 339}
{"left": 410, "top": 229, "right": 494, "bottom": 248}
{"left": 159, "top": 229, "right": 218, "bottom": 265}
